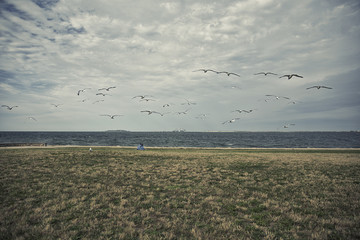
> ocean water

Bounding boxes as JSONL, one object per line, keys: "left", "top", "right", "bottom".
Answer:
{"left": 0, "top": 131, "right": 359, "bottom": 148}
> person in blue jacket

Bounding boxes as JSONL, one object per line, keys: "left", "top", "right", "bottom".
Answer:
{"left": 137, "top": 143, "right": 145, "bottom": 150}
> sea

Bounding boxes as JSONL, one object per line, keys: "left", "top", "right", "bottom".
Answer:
{"left": 0, "top": 131, "right": 359, "bottom": 148}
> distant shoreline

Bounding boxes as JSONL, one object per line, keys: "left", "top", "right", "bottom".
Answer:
{"left": 0, "top": 130, "right": 359, "bottom": 133}
{"left": 1, "top": 144, "right": 359, "bottom": 151}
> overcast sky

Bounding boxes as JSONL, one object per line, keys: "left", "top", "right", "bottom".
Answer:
{"left": 0, "top": 0, "right": 359, "bottom": 131}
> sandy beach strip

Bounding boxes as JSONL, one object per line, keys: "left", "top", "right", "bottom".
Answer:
{"left": 1, "top": 144, "right": 359, "bottom": 151}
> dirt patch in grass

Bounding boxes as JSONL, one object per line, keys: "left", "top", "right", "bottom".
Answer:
{"left": 1, "top": 147, "right": 359, "bottom": 239}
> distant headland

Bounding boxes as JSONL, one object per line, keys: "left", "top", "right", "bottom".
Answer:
{"left": 106, "top": 130, "right": 130, "bottom": 132}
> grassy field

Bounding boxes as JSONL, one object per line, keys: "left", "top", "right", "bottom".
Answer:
{"left": 0, "top": 147, "right": 359, "bottom": 239}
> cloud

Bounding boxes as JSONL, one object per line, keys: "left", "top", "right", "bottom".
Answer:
{"left": 32, "top": 0, "right": 60, "bottom": 10}
{"left": 0, "top": 0, "right": 359, "bottom": 131}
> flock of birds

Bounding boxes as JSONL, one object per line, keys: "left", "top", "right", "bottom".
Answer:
{"left": 191, "top": 69, "right": 332, "bottom": 128}
{"left": 1, "top": 68, "right": 333, "bottom": 130}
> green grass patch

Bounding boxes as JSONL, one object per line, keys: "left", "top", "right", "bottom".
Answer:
{"left": 0, "top": 147, "right": 359, "bottom": 239}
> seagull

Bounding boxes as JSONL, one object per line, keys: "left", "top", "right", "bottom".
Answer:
{"left": 140, "top": 98, "right": 155, "bottom": 102}
{"left": 229, "top": 86, "right": 242, "bottom": 89}
{"left": 98, "top": 86, "right": 116, "bottom": 91}
{"left": 181, "top": 99, "right": 196, "bottom": 106}
{"left": 163, "top": 103, "right": 172, "bottom": 108}
{"left": 77, "top": 88, "right": 91, "bottom": 96}
{"left": 254, "top": 72, "right": 277, "bottom": 76}
{"left": 100, "top": 114, "right": 123, "bottom": 119}
{"left": 141, "top": 110, "right": 155, "bottom": 115}
{"left": 265, "top": 95, "right": 291, "bottom": 100}
{"left": 196, "top": 114, "right": 209, "bottom": 120}
{"left": 288, "top": 101, "right": 302, "bottom": 105}
{"left": 232, "top": 110, "right": 247, "bottom": 113}
{"left": 244, "top": 109, "right": 256, "bottom": 113}
{"left": 176, "top": 109, "right": 190, "bottom": 115}
{"left": 283, "top": 123, "right": 296, "bottom": 128}
{"left": 27, "top": 117, "right": 37, "bottom": 121}
{"left": 259, "top": 98, "right": 272, "bottom": 103}
{"left": 132, "top": 95, "right": 153, "bottom": 99}
{"left": 306, "top": 86, "right": 332, "bottom": 90}
{"left": 1, "top": 105, "right": 18, "bottom": 110}
{"left": 193, "top": 69, "right": 219, "bottom": 73}
{"left": 141, "top": 110, "right": 165, "bottom": 116}
{"left": 232, "top": 109, "right": 256, "bottom": 113}
{"left": 279, "top": 74, "right": 303, "bottom": 79}
{"left": 96, "top": 93, "right": 111, "bottom": 96}
{"left": 51, "top": 104, "right": 62, "bottom": 107}
{"left": 218, "top": 71, "right": 241, "bottom": 77}
{"left": 222, "top": 118, "right": 241, "bottom": 124}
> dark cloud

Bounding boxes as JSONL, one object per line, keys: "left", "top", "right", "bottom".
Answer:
{"left": 52, "top": 25, "right": 86, "bottom": 35}
{"left": 0, "top": 1, "right": 33, "bottom": 21}
{"left": 31, "top": 0, "right": 59, "bottom": 10}
{"left": 0, "top": 69, "right": 26, "bottom": 93}
{"left": 0, "top": 69, "right": 14, "bottom": 82}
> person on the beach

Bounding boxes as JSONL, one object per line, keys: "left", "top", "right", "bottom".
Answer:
{"left": 137, "top": 143, "right": 145, "bottom": 150}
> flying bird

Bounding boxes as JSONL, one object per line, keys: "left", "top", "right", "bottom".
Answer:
{"left": 1, "top": 105, "right": 18, "bottom": 110}
{"left": 279, "top": 74, "right": 303, "bottom": 79}
{"left": 77, "top": 88, "right": 91, "bottom": 96}
{"left": 27, "top": 117, "right": 37, "bottom": 121}
{"left": 51, "top": 104, "right": 62, "bottom": 107}
{"left": 181, "top": 99, "right": 196, "bottom": 106}
{"left": 232, "top": 109, "right": 256, "bottom": 114}
{"left": 232, "top": 110, "right": 247, "bottom": 114}
{"left": 193, "top": 69, "right": 219, "bottom": 73}
{"left": 96, "top": 93, "right": 111, "bottom": 96}
{"left": 283, "top": 123, "right": 296, "bottom": 128}
{"left": 265, "top": 95, "right": 291, "bottom": 100}
{"left": 244, "top": 109, "right": 256, "bottom": 113}
{"left": 306, "top": 86, "right": 332, "bottom": 90}
{"left": 288, "top": 100, "right": 302, "bottom": 104}
{"left": 140, "top": 98, "right": 155, "bottom": 102}
{"left": 163, "top": 103, "right": 172, "bottom": 107}
{"left": 132, "top": 95, "right": 154, "bottom": 99}
{"left": 176, "top": 109, "right": 190, "bottom": 115}
{"left": 229, "top": 85, "right": 242, "bottom": 89}
{"left": 100, "top": 114, "right": 123, "bottom": 119}
{"left": 98, "top": 86, "right": 116, "bottom": 91}
{"left": 254, "top": 72, "right": 277, "bottom": 76}
{"left": 232, "top": 110, "right": 244, "bottom": 113}
{"left": 222, "top": 118, "right": 241, "bottom": 124}
{"left": 196, "top": 114, "right": 209, "bottom": 120}
{"left": 141, "top": 110, "right": 165, "bottom": 116}
{"left": 218, "top": 71, "right": 241, "bottom": 77}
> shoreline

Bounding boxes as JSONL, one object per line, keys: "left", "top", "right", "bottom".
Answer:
{"left": 1, "top": 145, "right": 360, "bottom": 151}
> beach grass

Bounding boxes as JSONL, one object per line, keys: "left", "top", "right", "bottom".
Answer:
{"left": 0, "top": 147, "right": 359, "bottom": 239}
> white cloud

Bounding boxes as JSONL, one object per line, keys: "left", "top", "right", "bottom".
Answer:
{"left": 0, "top": 0, "right": 359, "bottom": 131}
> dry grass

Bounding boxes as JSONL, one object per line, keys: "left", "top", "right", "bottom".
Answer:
{"left": 0, "top": 147, "right": 359, "bottom": 239}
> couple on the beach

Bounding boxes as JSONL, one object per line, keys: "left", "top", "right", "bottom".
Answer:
{"left": 137, "top": 143, "right": 145, "bottom": 150}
